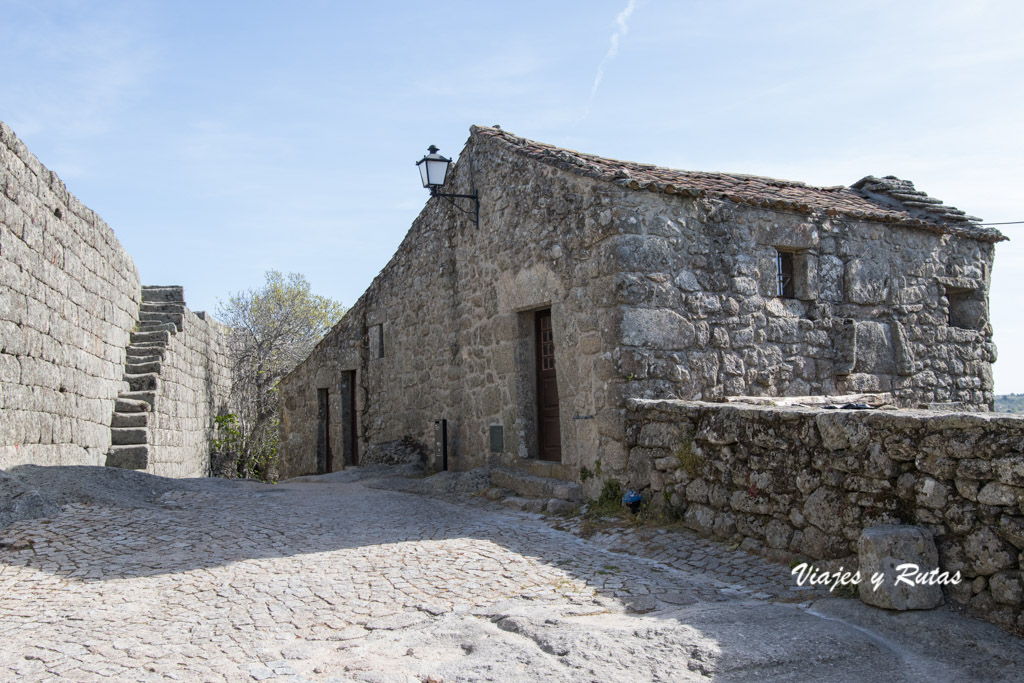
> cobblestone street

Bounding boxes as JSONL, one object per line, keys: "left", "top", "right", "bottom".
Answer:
{"left": 1, "top": 469, "right": 1022, "bottom": 682}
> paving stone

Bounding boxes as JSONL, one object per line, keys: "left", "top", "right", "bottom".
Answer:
{"left": 2, "top": 471, "right": 1018, "bottom": 680}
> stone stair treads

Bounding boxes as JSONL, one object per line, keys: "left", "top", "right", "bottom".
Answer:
{"left": 490, "top": 467, "right": 584, "bottom": 502}
{"left": 105, "top": 285, "right": 187, "bottom": 470}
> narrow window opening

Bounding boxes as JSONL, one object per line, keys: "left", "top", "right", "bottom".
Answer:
{"left": 946, "top": 287, "right": 986, "bottom": 330}
{"left": 776, "top": 250, "right": 795, "bottom": 299}
{"left": 377, "top": 323, "right": 385, "bottom": 359}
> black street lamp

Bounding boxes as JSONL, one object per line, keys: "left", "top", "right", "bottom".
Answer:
{"left": 416, "top": 145, "right": 479, "bottom": 228}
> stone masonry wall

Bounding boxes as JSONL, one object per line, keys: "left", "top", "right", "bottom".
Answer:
{"left": 148, "top": 308, "right": 232, "bottom": 478}
{"left": 0, "top": 121, "right": 141, "bottom": 468}
{"left": 608, "top": 189, "right": 996, "bottom": 408}
{"left": 280, "top": 130, "right": 641, "bottom": 483}
{"left": 625, "top": 398, "right": 1024, "bottom": 629}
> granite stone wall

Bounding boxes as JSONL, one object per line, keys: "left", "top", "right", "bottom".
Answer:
{"left": 1, "top": 122, "right": 231, "bottom": 477}
{"left": 279, "top": 126, "right": 999, "bottom": 494}
{"left": 147, "top": 308, "right": 233, "bottom": 478}
{"left": 0, "top": 121, "right": 141, "bottom": 468}
{"left": 626, "top": 398, "right": 1024, "bottom": 629}
{"left": 280, "top": 129, "right": 633, "bottom": 482}
{"left": 612, "top": 198, "right": 997, "bottom": 409}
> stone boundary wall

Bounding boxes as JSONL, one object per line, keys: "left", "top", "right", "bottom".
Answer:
{"left": 0, "top": 121, "right": 141, "bottom": 468}
{"left": 626, "top": 398, "right": 1024, "bottom": 629}
{"left": 148, "top": 310, "right": 232, "bottom": 478}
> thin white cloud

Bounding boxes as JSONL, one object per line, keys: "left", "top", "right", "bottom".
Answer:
{"left": 590, "top": 0, "right": 638, "bottom": 100}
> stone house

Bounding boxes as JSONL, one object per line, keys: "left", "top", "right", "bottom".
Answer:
{"left": 278, "top": 125, "right": 1005, "bottom": 490}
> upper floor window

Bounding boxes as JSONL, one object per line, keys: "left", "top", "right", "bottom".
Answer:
{"left": 946, "top": 287, "right": 986, "bottom": 330}
{"left": 776, "top": 250, "right": 795, "bottom": 298}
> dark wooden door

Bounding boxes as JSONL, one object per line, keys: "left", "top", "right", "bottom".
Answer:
{"left": 535, "top": 310, "right": 561, "bottom": 462}
{"left": 316, "top": 388, "right": 332, "bottom": 474}
{"left": 340, "top": 371, "right": 358, "bottom": 466}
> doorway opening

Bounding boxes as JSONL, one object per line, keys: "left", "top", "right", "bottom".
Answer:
{"left": 316, "top": 388, "right": 332, "bottom": 474}
{"left": 535, "top": 309, "right": 561, "bottom": 462}
{"left": 340, "top": 371, "right": 358, "bottom": 466}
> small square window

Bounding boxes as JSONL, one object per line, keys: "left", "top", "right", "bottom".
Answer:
{"left": 776, "top": 250, "right": 795, "bottom": 299}
{"left": 946, "top": 287, "right": 986, "bottom": 330}
{"left": 489, "top": 425, "right": 504, "bottom": 453}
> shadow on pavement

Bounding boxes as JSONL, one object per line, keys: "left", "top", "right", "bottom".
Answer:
{"left": 2, "top": 465, "right": 1023, "bottom": 681}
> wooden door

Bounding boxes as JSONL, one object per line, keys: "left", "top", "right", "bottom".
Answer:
{"left": 535, "top": 310, "right": 561, "bottom": 461}
{"left": 316, "top": 388, "right": 332, "bottom": 474}
{"left": 340, "top": 371, "right": 358, "bottom": 466}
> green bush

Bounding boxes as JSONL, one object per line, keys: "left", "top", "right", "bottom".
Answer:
{"left": 589, "top": 479, "right": 623, "bottom": 517}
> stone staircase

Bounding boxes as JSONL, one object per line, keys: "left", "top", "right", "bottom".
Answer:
{"left": 488, "top": 467, "right": 584, "bottom": 515}
{"left": 105, "top": 286, "right": 185, "bottom": 470}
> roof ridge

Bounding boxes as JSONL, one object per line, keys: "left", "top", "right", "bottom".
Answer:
{"left": 469, "top": 125, "right": 1006, "bottom": 244}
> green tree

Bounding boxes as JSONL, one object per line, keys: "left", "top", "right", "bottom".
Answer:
{"left": 217, "top": 271, "right": 345, "bottom": 480}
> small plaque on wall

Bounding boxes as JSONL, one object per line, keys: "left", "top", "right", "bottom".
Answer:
{"left": 489, "top": 425, "right": 504, "bottom": 453}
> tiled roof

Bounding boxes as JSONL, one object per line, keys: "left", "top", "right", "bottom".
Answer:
{"left": 471, "top": 126, "right": 1006, "bottom": 243}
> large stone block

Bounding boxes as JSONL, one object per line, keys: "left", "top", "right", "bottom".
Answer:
{"left": 858, "top": 525, "right": 943, "bottom": 610}
{"left": 853, "top": 321, "right": 895, "bottom": 375}
{"left": 0, "top": 469, "right": 61, "bottom": 527}
{"left": 964, "top": 526, "right": 1016, "bottom": 575}
{"left": 845, "top": 258, "right": 889, "bottom": 305}
{"left": 620, "top": 308, "right": 694, "bottom": 350}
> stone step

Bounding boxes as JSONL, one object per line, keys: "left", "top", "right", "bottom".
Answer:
{"left": 111, "top": 427, "right": 148, "bottom": 445}
{"left": 120, "top": 390, "right": 157, "bottom": 407}
{"left": 490, "top": 467, "right": 584, "bottom": 502}
{"left": 125, "top": 356, "right": 164, "bottom": 368}
{"left": 111, "top": 412, "right": 148, "bottom": 428}
{"left": 139, "top": 311, "right": 184, "bottom": 327}
{"left": 123, "top": 373, "right": 158, "bottom": 392}
{"left": 499, "top": 495, "right": 578, "bottom": 516}
{"left": 130, "top": 330, "right": 171, "bottom": 345}
{"left": 106, "top": 445, "right": 149, "bottom": 470}
{"left": 140, "top": 301, "right": 186, "bottom": 315}
{"left": 128, "top": 342, "right": 167, "bottom": 352}
{"left": 126, "top": 361, "right": 162, "bottom": 375}
{"left": 141, "top": 285, "right": 185, "bottom": 303}
{"left": 126, "top": 346, "right": 166, "bottom": 359}
{"left": 125, "top": 358, "right": 164, "bottom": 369}
{"left": 115, "top": 397, "right": 153, "bottom": 413}
{"left": 137, "top": 321, "right": 178, "bottom": 334}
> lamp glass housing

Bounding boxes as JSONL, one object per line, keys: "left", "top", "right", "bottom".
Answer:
{"left": 416, "top": 146, "right": 451, "bottom": 188}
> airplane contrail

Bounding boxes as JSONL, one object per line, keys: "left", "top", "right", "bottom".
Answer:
{"left": 591, "top": 0, "right": 638, "bottom": 99}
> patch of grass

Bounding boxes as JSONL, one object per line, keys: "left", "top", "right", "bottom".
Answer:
{"left": 552, "top": 577, "right": 578, "bottom": 591}
{"left": 589, "top": 479, "right": 623, "bottom": 518}
{"left": 579, "top": 465, "right": 593, "bottom": 482}
{"left": 834, "top": 582, "right": 860, "bottom": 599}
{"left": 674, "top": 437, "right": 703, "bottom": 477}
{"left": 578, "top": 519, "right": 598, "bottom": 538}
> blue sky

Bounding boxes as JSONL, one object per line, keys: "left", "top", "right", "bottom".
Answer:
{"left": 2, "top": 0, "right": 1022, "bottom": 392}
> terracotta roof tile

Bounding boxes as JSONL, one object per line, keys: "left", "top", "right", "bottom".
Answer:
{"left": 471, "top": 126, "right": 1006, "bottom": 243}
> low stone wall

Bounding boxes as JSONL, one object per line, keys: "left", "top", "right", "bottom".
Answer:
{"left": 0, "top": 121, "right": 140, "bottom": 468}
{"left": 625, "top": 398, "right": 1024, "bottom": 629}
{"left": 148, "top": 310, "right": 232, "bottom": 478}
